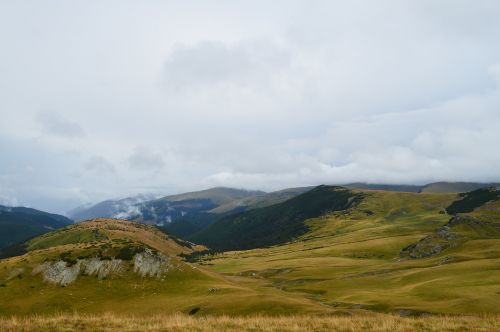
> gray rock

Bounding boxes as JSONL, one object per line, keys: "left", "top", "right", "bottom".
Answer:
{"left": 133, "top": 249, "right": 172, "bottom": 278}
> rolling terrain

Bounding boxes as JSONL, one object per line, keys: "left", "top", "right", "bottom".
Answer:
{"left": 66, "top": 182, "right": 499, "bottom": 239}
{"left": 197, "top": 187, "right": 500, "bottom": 315}
{"left": 0, "top": 218, "right": 333, "bottom": 316}
{"left": 1, "top": 185, "right": 499, "bottom": 321}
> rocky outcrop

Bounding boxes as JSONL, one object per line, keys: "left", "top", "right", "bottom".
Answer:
{"left": 32, "top": 249, "right": 176, "bottom": 286}
{"left": 400, "top": 215, "right": 485, "bottom": 259}
{"left": 33, "top": 261, "right": 81, "bottom": 286}
{"left": 133, "top": 249, "right": 172, "bottom": 277}
{"left": 80, "top": 258, "right": 124, "bottom": 279}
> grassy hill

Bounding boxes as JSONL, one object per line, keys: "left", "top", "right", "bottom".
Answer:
{"left": 0, "top": 218, "right": 333, "bottom": 316}
{"left": 0, "top": 205, "right": 73, "bottom": 251}
{"left": 197, "top": 188, "right": 500, "bottom": 315}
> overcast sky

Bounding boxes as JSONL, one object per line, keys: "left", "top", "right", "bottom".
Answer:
{"left": 1, "top": 1, "right": 500, "bottom": 213}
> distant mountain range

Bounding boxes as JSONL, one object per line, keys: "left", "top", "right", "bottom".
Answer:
{"left": 66, "top": 182, "right": 500, "bottom": 238}
{"left": 190, "top": 185, "right": 362, "bottom": 251}
{"left": 0, "top": 205, "right": 73, "bottom": 252}
{"left": 66, "top": 194, "right": 159, "bottom": 222}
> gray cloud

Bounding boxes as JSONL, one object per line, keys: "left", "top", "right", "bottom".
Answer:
{"left": 36, "top": 110, "right": 85, "bottom": 138}
{"left": 128, "top": 147, "right": 165, "bottom": 170}
{"left": 84, "top": 156, "right": 116, "bottom": 174}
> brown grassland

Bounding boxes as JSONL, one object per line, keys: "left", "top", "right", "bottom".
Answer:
{"left": 0, "top": 313, "right": 499, "bottom": 332}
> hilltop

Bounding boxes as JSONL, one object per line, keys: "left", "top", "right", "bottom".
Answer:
{"left": 0, "top": 218, "right": 332, "bottom": 316}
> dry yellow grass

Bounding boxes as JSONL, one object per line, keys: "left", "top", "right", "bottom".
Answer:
{"left": 0, "top": 313, "right": 498, "bottom": 332}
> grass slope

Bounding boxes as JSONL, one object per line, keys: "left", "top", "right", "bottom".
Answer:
{"left": 199, "top": 189, "right": 500, "bottom": 314}
{"left": 0, "top": 219, "right": 331, "bottom": 316}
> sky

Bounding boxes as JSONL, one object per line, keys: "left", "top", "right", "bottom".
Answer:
{"left": 1, "top": 0, "right": 500, "bottom": 213}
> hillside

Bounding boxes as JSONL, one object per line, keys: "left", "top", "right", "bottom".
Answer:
{"left": 0, "top": 218, "right": 332, "bottom": 316}
{"left": 162, "top": 186, "right": 313, "bottom": 238}
{"left": 0, "top": 205, "right": 73, "bottom": 251}
{"left": 190, "top": 186, "right": 362, "bottom": 251}
{"left": 198, "top": 188, "right": 500, "bottom": 314}
{"left": 208, "top": 186, "right": 313, "bottom": 214}
{"left": 421, "top": 181, "right": 500, "bottom": 193}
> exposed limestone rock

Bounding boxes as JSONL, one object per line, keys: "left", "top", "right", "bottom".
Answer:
{"left": 33, "top": 261, "right": 80, "bottom": 286}
{"left": 32, "top": 249, "right": 176, "bottom": 285}
{"left": 81, "top": 258, "right": 124, "bottom": 279}
{"left": 33, "top": 257, "right": 124, "bottom": 286}
{"left": 134, "top": 249, "right": 172, "bottom": 277}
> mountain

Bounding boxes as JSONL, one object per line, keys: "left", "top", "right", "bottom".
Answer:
{"left": 68, "top": 187, "right": 283, "bottom": 238}
{"left": 137, "top": 187, "right": 265, "bottom": 225}
{"left": 160, "top": 186, "right": 313, "bottom": 237}
{"left": 67, "top": 188, "right": 266, "bottom": 227}
{"left": 67, "top": 194, "right": 158, "bottom": 222}
{"left": 190, "top": 186, "right": 362, "bottom": 251}
{"left": 66, "top": 182, "right": 500, "bottom": 238}
{"left": 0, "top": 218, "right": 330, "bottom": 316}
{"left": 208, "top": 186, "right": 314, "bottom": 214}
{"left": 0, "top": 205, "right": 73, "bottom": 251}
{"left": 134, "top": 187, "right": 267, "bottom": 237}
